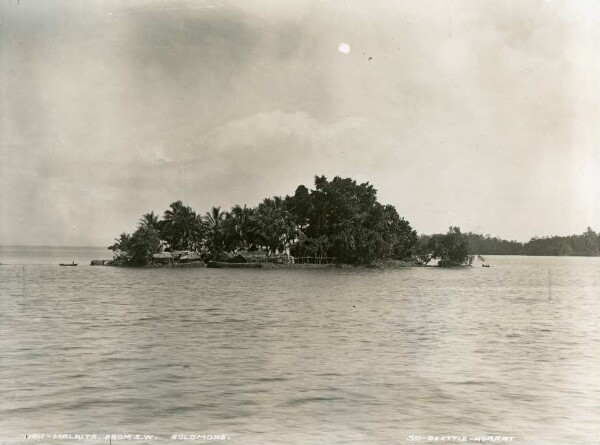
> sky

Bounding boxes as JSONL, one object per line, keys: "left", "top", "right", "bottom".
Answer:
{"left": 0, "top": 0, "right": 598, "bottom": 246}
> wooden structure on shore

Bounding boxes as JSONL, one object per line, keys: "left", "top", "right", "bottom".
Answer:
{"left": 293, "top": 256, "right": 336, "bottom": 265}
{"left": 226, "top": 251, "right": 336, "bottom": 265}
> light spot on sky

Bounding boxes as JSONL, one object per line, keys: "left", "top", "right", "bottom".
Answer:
{"left": 338, "top": 42, "right": 351, "bottom": 54}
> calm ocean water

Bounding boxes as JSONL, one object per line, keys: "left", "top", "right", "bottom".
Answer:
{"left": 0, "top": 247, "right": 599, "bottom": 445}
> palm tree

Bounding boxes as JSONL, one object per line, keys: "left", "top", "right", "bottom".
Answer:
{"left": 204, "top": 206, "right": 226, "bottom": 228}
{"left": 226, "top": 204, "right": 253, "bottom": 251}
{"left": 204, "top": 206, "right": 228, "bottom": 254}
{"left": 162, "top": 201, "right": 203, "bottom": 251}
{"left": 251, "top": 197, "right": 296, "bottom": 254}
{"left": 139, "top": 211, "right": 160, "bottom": 231}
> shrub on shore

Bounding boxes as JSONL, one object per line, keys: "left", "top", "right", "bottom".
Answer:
{"left": 415, "top": 227, "right": 474, "bottom": 267}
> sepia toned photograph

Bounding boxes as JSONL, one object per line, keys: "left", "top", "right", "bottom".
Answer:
{"left": 0, "top": 1, "right": 599, "bottom": 444}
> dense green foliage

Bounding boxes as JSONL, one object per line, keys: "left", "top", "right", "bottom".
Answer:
{"left": 108, "top": 175, "right": 418, "bottom": 265}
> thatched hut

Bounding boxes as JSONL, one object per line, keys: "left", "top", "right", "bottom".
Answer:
{"left": 152, "top": 252, "right": 173, "bottom": 264}
{"left": 179, "top": 252, "right": 202, "bottom": 263}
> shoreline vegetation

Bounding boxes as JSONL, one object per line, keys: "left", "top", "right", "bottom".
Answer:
{"left": 100, "top": 175, "right": 600, "bottom": 269}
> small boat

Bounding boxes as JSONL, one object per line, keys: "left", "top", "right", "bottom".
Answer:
{"left": 59, "top": 261, "right": 78, "bottom": 266}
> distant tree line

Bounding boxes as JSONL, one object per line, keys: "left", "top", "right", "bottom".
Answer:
{"left": 462, "top": 228, "right": 600, "bottom": 257}
{"left": 109, "top": 175, "right": 420, "bottom": 266}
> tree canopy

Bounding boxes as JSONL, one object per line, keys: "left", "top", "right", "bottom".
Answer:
{"left": 287, "top": 176, "right": 417, "bottom": 264}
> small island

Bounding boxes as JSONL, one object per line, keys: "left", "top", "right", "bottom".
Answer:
{"left": 101, "top": 175, "right": 478, "bottom": 269}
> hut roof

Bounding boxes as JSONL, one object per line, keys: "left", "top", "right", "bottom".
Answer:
{"left": 153, "top": 252, "right": 173, "bottom": 259}
{"left": 179, "top": 252, "right": 202, "bottom": 261}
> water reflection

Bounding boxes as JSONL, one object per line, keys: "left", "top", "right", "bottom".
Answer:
{"left": 0, "top": 253, "right": 598, "bottom": 444}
